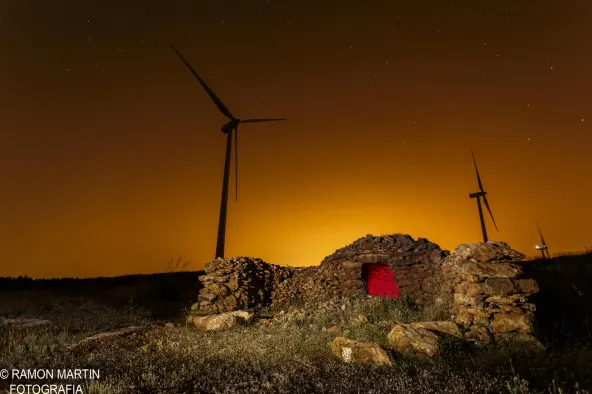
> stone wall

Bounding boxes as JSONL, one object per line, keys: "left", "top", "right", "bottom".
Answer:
{"left": 188, "top": 237, "right": 545, "bottom": 347}
{"left": 441, "top": 242, "right": 540, "bottom": 344}
{"left": 271, "top": 234, "right": 450, "bottom": 308}
{"left": 188, "top": 257, "right": 296, "bottom": 316}
{"left": 191, "top": 234, "right": 451, "bottom": 316}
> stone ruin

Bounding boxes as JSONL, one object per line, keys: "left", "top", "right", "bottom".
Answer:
{"left": 441, "top": 241, "right": 540, "bottom": 344}
{"left": 191, "top": 257, "right": 295, "bottom": 315}
{"left": 190, "top": 234, "right": 450, "bottom": 316}
{"left": 272, "top": 234, "right": 450, "bottom": 307}
{"left": 189, "top": 234, "right": 542, "bottom": 348}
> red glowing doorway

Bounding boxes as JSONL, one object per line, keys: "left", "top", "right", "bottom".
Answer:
{"left": 365, "top": 263, "right": 399, "bottom": 298}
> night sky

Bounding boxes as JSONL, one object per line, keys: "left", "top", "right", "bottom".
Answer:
{"left": 2, "top": 1, "right": 591, "bottom": 278}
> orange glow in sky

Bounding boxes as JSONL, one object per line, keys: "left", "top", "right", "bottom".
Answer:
{"left": 1, "top": 1, "right": 591, "bottom": 278}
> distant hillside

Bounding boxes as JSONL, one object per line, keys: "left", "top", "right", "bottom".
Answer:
{"left": 523, "top": 252, "right": 592, "bottom": 341}
{"left": 0, "top": 271, "right": 203, "bottom": 291}
{"left": 0, "top": 271, "right": 205, "bottom": 320}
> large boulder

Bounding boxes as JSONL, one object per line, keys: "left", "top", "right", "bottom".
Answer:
{"left": 387, "top": 323, "right": 442, "bottom": 357}
{"left": 189, "top": 310, "right": 254, "bottom": 331}
{"left": 490, "top": 312, "right": 535, "bottom": 334}
{"left": 331, "top": 337, "right": 393, "bottom": 366}
{"left": 409, "top": 321, "right": 463, "bottom": 338}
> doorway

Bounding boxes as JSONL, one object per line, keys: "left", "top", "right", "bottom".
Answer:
{"left": 364, "top": 262, "right": 399, "bottom": 298}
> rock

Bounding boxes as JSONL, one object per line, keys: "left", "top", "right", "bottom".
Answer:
{"left": 228, "top": 310, "right": 254, "bottom": 321}
{"left": 488, "top": 304, "right": 524, "bottom": 314}
{"left": 227, "top": 277, "right": 239, "bottom": 291}
{"left": 331, "top": 337, "right": 392, "bottom": 366}
{"left": 456, "top": 261, "right": 523, "bottom": 283}
{"left": 490, "top": 312, "right": 535, "bottom": 334}
{"left": 455, "top": 282, "right": 485, "bottom": 297}
{"left": 198, "top": 275, "right": 229, "bottom": 283}
{"left": 481, "top": 278, "right": 517, "bottom": 296}
{"left": 207, "top": 283, "right": 230, "bottom": 297}
{"left": 484, "top": 295, "right": 527, "bottom": 304}
{"left": 198, "top": 294, "right": 217, "bottom": 303}
{"left": 387, "top": 323, "right": 442, "bottom": 357}
{"left": 456, "top": 305, "right": 491, "bottom": 319}
{"left": 191, "top": 303, "right": 218, "bottom": 316}
{"left": 512, "top": 279, "right": 539, "bottom": 294}
{"left": 192, "top": 314, "right": 236, "bottom": 331}
{"left": 409, "top": 321, "right": 463, "bottom": 338}
{"left": 191, "top": 311, "right": 253, "bottom": 331}
{"left": 454, "top": 292, "right": 483, "bottom": 306}
{"left": 452, "top": 242, "right": 526, "bottom": 263}
{"left": 454, "top": 309, "right": 475, "bottom": 327}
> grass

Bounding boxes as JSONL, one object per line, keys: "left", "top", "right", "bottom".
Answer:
{"left": 1, "top": 292, "right": 591, "bottom": 394}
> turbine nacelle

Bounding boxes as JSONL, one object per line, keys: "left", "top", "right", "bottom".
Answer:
{"left": 535, "top": 245, "right": 548, "bottom": 251}
{"left": 469, "top": 191, "right": 487, "bottom": 198}
{"left": 222, "top": 119, "right": 240, "bottom": 134}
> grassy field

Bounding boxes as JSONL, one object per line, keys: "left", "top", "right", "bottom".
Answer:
{"left": 1, "top": 291, "right": 591, "bottom": 394}
{"left": 1, "top": 251, "right": 592, "bottom": 393}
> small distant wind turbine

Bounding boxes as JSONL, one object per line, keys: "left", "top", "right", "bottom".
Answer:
{"left": 170, "top": 44, "right": 286, "bottom": 259}
{"left": 535, "top": 223, "right": 551, "bottom": 259}
{"left": 468, "top": 150, "right": 499, "bottom": 243}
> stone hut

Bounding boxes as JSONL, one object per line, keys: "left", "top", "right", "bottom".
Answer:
{"left": 189, "top": 234, "right": 451, "bottom": 316}
{"left": 189, "top": 237, "right": 545, "bottom": 349}
{"left": 271, "top": 234, "right": 450, "bottom": 308}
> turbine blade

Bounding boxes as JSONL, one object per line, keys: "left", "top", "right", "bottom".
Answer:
{"left": 471, "top": 150, "right": 484, "bottom": 192}
{"left": 170, "top": 44, "right": 235, "bottom": 120}
{"left": 537, "top": 223, "right": 547, "bottom": 247}
{"left": 235, "top": 125, "right": 238, "bottom": 201}
{"left": 240, "top": 118, "right": 286, "bottom": 123}
{"left": 482, "top": 195, "right": 499, "bottom": 231}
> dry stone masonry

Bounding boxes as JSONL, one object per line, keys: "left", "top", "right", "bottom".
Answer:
{"left": 189, "top": 235, "right": 543, "bottom": 349}
{"left": 190, "top": 234, "right": 451, "bottom": 316}
{"left": 441, "top": 241, "right": 540, "bottom": 345}
{"left": 188, "top": 257, "right": 295, "bottom": 317}
{"left": 273, "top": 234, "right": 450, "bottom": 308}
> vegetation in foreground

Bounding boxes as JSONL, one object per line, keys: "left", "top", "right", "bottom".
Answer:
{"left": 1, "top": 292, "right": 591, "bottom": 394}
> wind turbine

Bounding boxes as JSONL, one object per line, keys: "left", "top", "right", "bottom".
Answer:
{"left": 468, "top": 150, "right": 499, "bottom": 243}
{"left": 535, "top": 222, "right": 551, "bottom": 259}
{"left": 170, "top": 44, "right": 286, "bottom": 259}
